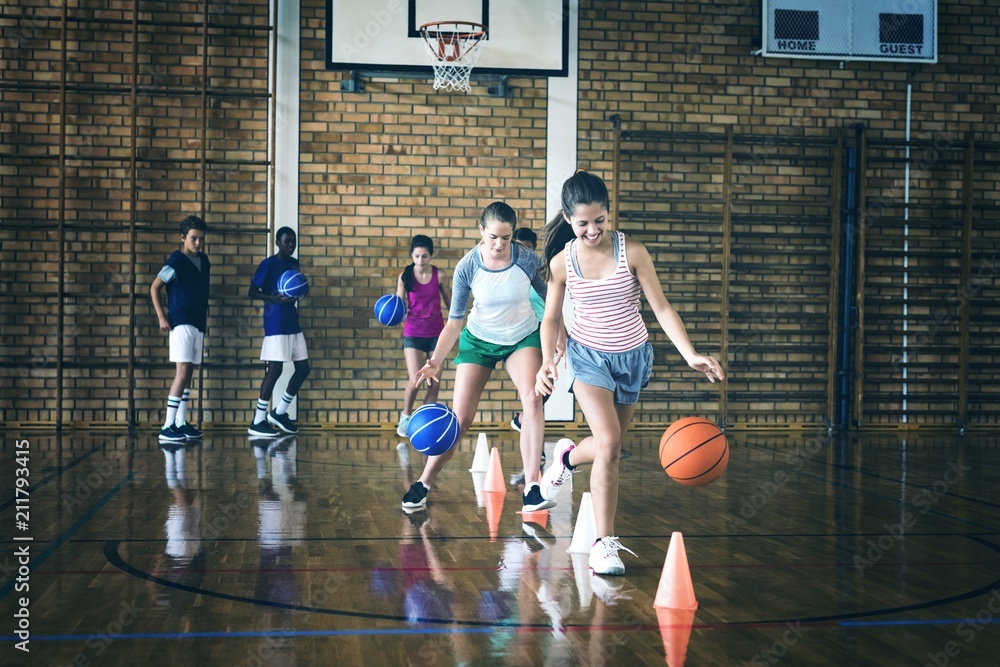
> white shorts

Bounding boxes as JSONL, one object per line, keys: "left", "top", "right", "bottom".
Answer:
{"left": 260, "top": 333, "right": 308, "bottom": 362}
{"left": 169, "top": 325, "right": 204, "bottom": 364}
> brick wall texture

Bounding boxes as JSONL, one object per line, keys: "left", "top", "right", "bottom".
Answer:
{"left": 2, "top": 0, "right": 998, "bottom": 428}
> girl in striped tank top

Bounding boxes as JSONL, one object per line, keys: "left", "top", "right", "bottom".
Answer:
{"left": 535, "top": 171, "right": 725, "bottom": 577}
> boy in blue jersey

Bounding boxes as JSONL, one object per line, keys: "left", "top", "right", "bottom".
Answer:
{"left": 247, "top": 227, "right": 310, "bottom": 437}
{"left": 150, "top": 216, "right": 211, "bottom": 442}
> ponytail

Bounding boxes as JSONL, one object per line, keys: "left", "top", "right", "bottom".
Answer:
{"left": 541, "top": 212, "right": 574, "bottom": 280}
{"left": 401, "top": 264, "right": 416, "bottom": 292}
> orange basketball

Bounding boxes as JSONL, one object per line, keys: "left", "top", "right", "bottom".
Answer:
{"left": 659, "top": 417, "right": 729, "bottom": 486}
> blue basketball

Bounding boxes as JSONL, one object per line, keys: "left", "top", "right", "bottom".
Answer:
{"left": 406, "top": 403, "right": 460, "bottom": 455}
{"left": 374, "top": 294, "right": 406, "bottom": 326}
{"left": 278, "top": 270, "right": 308, "bottom": 298}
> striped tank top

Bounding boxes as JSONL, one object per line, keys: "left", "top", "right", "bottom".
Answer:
{"left": 565, "top": 230, "right": 648, "bottom": 352}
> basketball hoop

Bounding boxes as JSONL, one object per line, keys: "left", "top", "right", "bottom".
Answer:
{"left": 418, "top": 21, "right": 487, "bottom": 93}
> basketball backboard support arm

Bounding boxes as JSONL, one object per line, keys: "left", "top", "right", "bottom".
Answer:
{"left": 338, "top": 70, "right": 512, "bottom": 97}
{"left": 340, "top": 71, "right": 364, "bottom": 92}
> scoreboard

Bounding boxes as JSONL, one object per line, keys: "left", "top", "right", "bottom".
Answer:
{"left": 762, "top": 0, "right": 937, "bottom": 63}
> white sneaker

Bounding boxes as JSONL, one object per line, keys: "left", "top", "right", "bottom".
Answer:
{"left": 396, "top": 441, "right": 410, "bottom": 466}
{"left": 540, "top": 438, "right": 577, "bottom": 500}
{"left": 396, "top": 412, "right": 411, "bottom": 437}
{"left": 590, "top": 575, "right": 633, "bottom": 606}
{"left": 588, "top": 536, "right": 636, "bottom": 576}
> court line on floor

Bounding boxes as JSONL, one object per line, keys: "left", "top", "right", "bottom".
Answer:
{"left": 6, "top": 616, "right": 1000, "bottom": 645}
{"left": 743, "top": 442, "right": 1000, "bottom": 532}
{"left": 0, "top": 473, "right": 133, "bottom": 602}
{"left": 35, "top": 558, "right": 1000, "bottom": 577}
{"left": 745, "top": 440, "right": 1000, "bottom": 510}
{"left": 840, "top": 618, "right": 1000, "bottom": 627}
{"left": 101, "top": 535, "right": 1000, "bottom": 630}
{"left": 56, "top": 529, "right": 1000, "bottom": 544}
{"left": 0, "top": 447, "right": 100, "bottom": 512}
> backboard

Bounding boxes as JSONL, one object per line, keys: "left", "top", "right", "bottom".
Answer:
{"left": 326, "top": 0, "right": 570, "bottom": 77}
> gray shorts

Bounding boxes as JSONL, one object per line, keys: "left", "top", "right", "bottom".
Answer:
{"left": 403, "top": 336, "right": 437, "bottom": 353}
{"left": 567, "top": 338, "right": 653, "bottom": 405}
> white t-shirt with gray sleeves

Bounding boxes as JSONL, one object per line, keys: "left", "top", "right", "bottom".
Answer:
{"left": 449, "top": 242, "right": 548, "bottom": 346}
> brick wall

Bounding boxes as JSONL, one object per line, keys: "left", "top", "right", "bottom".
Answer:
{"left": 575, "top": 0, "right": 999, "bottom": 427}
{"left": 296, "top": 0, "right": 550, "bottom": 427}
{"left": 1, "top": 1, "right": 271, "bottom": 426}
{"left": 3, "top": 0, "right": 998, "bottom": 428}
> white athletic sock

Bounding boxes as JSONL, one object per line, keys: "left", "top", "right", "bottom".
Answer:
{"left": 164, "top": 395, "right": 181, "bottom": 429}
{"left": 254, "top": 398, "right": 269, "bottom": 424}
{"left": 274, "top": 391, "right": 294, "bottom": 416}
{"left": 175, "top": 388, "right": 191, "bottom": 426}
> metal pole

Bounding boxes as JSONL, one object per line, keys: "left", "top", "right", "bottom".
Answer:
{"left": 268, "top": 0, "right": 279, "bottom": 240}
{"left": 718, "top": 125, "right": 733, "bottom": 427}
{"left": 56, "top": 0, "right": 68, "bottom": 429}
{"left": 826, "top": 128, "right": 844, "bottom": 429}
{"left": 852, "top": 126, "right": 868, "bottom": 428}
{"left": 836, "top": 126, "right": 862, "bottom": 429}
{"left": 196, "top": 0, "right": 209, "bottom": 425}
{"left": 126, "top": 0, "right": 141, "bottom": 434}
{"left": 957, "top": 131, "right": 975, "bottom": 430}
{"left": 610, "top": 114, "right": 621, "bottom": 227}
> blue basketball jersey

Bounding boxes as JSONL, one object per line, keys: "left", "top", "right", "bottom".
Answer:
{"left": 162, "top": 250, "right": 211, "bottom": 332}
{"left": 251, "top": 255, "right": 303, "bottom": 336}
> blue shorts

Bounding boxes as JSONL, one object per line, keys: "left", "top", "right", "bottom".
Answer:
{"left": 567, "top": 339, "right": 653, "bottom": 405}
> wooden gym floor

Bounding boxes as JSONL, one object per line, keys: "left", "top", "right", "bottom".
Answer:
{"left": 2, "top": 428, "right": 999, "bottom": 666}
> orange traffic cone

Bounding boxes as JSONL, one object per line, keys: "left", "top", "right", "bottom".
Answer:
{"left": 482, "top": 447, "right": 506, "bottom": 494}
{"left": 653, "top": 531, "right": 698, "bottom": 610}
{"left": 484, "top": 490, "right": 505, "bottom": 541}
{"left": 656, "top": 607, "right": 696, "bottom": 667}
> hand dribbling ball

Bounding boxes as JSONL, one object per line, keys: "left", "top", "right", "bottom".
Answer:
{"left": 374, "top": 294, "right": 406, "bottom": 326}
{"left": 277, "top": 270, "right": 308, "bottom": 298}
{"left": 407, "top": 403, "right": 460, "bottom": 456}
{"left": 659, "top": 417, "right": 729, "bottom": 486}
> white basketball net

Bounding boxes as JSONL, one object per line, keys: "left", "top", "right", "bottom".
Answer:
{"left": 419, "top": 22, "right": 487, "bottom": 93}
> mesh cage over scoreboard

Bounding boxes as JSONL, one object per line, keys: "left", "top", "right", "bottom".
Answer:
{"left": 762, "top": 0, "right": 937, "bottom": 63}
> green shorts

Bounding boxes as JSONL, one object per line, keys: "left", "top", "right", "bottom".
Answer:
{"left": 454, "top": 327, "right": 541, "bottom": 369}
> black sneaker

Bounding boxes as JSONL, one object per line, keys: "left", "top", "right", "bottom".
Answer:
{"left": 248, "top": 420, "right": 279, "bottom": 438}
{"left": 267, "top": 410, "right": 298, "bottom": 434}
{"left": 511, "top": 413, "right": 522, "bottom": 432}
{"left": 268, "top": 435, "right": 296, "bottom": 455}
{"left": 176, "top": 423, "right": 203, "bottom": 439}
{"left": 522, "top": 483, "right": 556, "bottom": 512}
{"left": 159, "top": 440, "right": 185, "bottom": 454}
{"left": 159, "top": 425, "right": 186, "bottom": 442}
{"left": 401, "top": 482, "right": 429, "bottom": 510}
{"left": 521, "top": 521, "right": 556, "bottom": 552}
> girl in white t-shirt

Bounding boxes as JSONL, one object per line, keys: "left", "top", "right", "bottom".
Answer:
{"left": 403, "top": 202, "right": 559, "bottom": 514}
